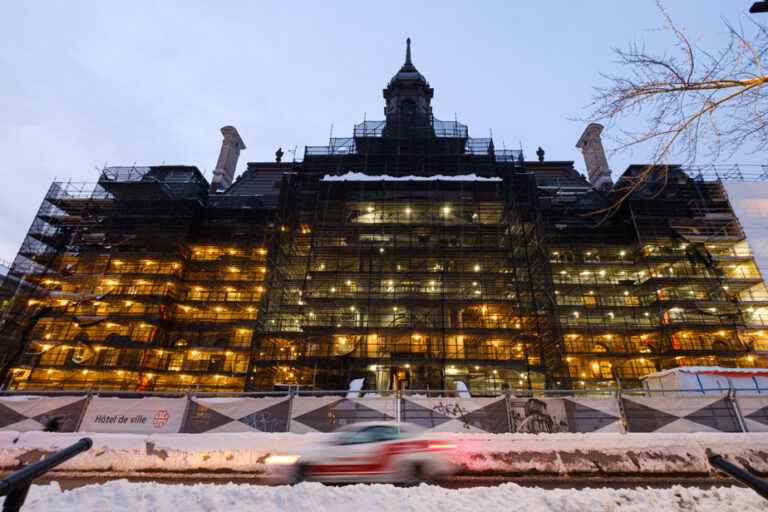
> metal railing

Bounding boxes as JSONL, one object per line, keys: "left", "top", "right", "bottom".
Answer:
{"left": 709, "top": 453, "right": 768, "bottom": 501}
{"left": 5, "top": 385, "right": 768, "bottom": 398}
{"left": 686, "top": 164, "right": 768, "bottom": 182}
{"left": 0, "top": 438, "right": 92, "bottom": 511}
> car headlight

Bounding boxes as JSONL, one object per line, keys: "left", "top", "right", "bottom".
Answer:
{"left": 265, "top": 454, "right": 301, "bottom": 465}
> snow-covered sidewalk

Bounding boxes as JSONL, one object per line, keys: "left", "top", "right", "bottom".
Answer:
{"left": 9, "top": 480, "right": 768, "bottom": 512}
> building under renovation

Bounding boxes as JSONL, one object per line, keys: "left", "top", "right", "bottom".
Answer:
{"left": 1, "top": 40, "right": 767, "bottom": 393}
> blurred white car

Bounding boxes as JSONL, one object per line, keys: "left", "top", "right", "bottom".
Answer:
{"left": 266, "top": 421, "right": 458, "bottom": 484}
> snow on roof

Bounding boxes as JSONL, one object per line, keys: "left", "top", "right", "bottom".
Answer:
{"left": 321, "top": 172, "right": 502, "bottom": 182}
{"left": 641, "top": 365, "right": 768, "bottom": 380}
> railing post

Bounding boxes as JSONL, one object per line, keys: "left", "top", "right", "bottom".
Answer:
{"left": 504, "top": 389, "right": 513, "bottom": 433}
{"left": 286, "top": 386, "right": 296, "bottom": 433}
{"left": 2, "top": 482, "right": 31, "bottom": 512}
{"left": 178, "top": 391, "right": 193, "bottom": 433}
{"left": 729, "top": 388, "right": 748, "bottom": 433}
{"left": 74, "top": 391, "right": 92, "bottom": 433}
{"left": 616, "top": 388, "right": 629, "bottom": 434}
{"left": 0, "top": 438, "right": 91, "bottom": 511}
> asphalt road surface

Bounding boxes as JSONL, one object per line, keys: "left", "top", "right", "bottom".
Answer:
{"left": 24, "top": 472, "right": 739, "bottom": 491}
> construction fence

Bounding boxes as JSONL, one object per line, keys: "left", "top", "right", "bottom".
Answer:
{"left": 0, "top": 389, "right": 765, "bottom": 435}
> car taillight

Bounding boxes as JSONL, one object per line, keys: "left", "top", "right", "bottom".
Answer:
{"left": 427, "top": 443, "right": 457, "bottom": 450}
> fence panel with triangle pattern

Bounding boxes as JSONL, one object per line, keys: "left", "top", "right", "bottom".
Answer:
{"left": 0, "top": 391, "right": 763, "bottom": 434}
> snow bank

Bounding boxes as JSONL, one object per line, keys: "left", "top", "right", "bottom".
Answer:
{"left": 2, "top": 431, "right": 768, "bottom": 478}
{"left": 0, "top": 431, "right": 331, "bottom": 473}
{"left": 11, "top": 480, "right": 768, "bottom": 512}
{"left": 443, "top": 432, "right": 768, "bottom": 476}
{"left": 321, "top": 172, "right": 502, "bottom": 182}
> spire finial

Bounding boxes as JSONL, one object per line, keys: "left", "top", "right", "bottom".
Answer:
{"left": 405, "top": 37, "right": 412, "bottom": 66}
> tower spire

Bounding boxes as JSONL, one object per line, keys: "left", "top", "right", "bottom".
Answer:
{"left": 405, "top": 37, "right": 412, "bottom": 67}
{"left": 383, "top": 37, "right": 433, "bottom": 120}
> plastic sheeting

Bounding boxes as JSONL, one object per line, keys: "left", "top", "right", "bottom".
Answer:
{"left": 401, "top": 397, "right": 509, "bottom": 433}
{"left": 735, "top": 396, "right": 768, "bottom": 432}
{"left": 289, "top": 396, "right": 397, "bottom": 433}
{"left": 622, "top": 396, "right": 742, "bottom": 433}
{"left": 181, "top": 397, "right": 290, "bottom": 433}
{"left": 722, "top": 181, "right": 768, "bottom": 278}
{"left": 0, "top": 395, "right": 88, "bottom": 432}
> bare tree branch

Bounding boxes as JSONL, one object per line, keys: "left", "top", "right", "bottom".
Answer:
{"left": 585, "top": 2, "right": 768, "bottom": 216}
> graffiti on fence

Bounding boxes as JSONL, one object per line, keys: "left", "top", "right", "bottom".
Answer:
{"left": 431, "top": 401, "right": 471, "bottom": 429}
{"left": 238, "top": 410, "right": 285, "bottom": 432}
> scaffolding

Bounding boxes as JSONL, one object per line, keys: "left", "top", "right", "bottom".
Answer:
{"left": 253, "top": 175, "right": 551, "bottom": 393}
{"left": 0, "top": 166, "right": 272, "bottom": 392}
{"left": 2, "top": 128, "right": 767, "bottom": 394}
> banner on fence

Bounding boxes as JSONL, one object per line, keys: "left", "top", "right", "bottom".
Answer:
{"left": 734, "top": 396, "right": 768, "bottom": 432}
{"left": 290, "top": 396, "right": 396, "bottom": 433}
{"left": 507, "top": 398, "right": 568, "bottom": 433}
{"left": 78, "top": 397, "right": 187, "bottom": 433}
{"left": 181, "top": 397, "right": 290, "bottom": 433}
{"left": 622, "top": 396, "right": 741, "bottom": 433}
{"left": 0, "top": 395, "right": 88, "bottom": 432}
{"left": 401, "top": 397, "right": 509, "bottom": 433}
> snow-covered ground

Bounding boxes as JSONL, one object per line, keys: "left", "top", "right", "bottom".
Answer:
{"left": 9, "top": 481, "right": 768, "bottom": 512}
{"left": 2, "top": 431, "right": 768, "bottom": 477}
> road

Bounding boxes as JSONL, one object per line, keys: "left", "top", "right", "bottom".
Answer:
{"left": 26, "top": 472, "right": 739, "bottom": 491}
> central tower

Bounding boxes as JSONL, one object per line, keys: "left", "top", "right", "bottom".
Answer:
{"left": 383, "top": 38, "right": 434, "bottom": 123}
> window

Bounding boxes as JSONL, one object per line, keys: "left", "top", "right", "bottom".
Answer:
{"left": 336, "top": 425, "right": 399, "bottom": 445}
{"left": 40, "top": 347, "right": 69, "bottom": 366}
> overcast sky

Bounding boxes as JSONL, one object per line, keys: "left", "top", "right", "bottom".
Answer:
{"left": 0, "top": 1, "right": 758, "bottom": 262}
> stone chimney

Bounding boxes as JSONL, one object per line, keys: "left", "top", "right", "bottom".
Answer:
{"left": 209, "top": 126, "right": 246, "bottom": 192}
{"left": 576, "top": 123, "right": 612, "bottom": 191}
